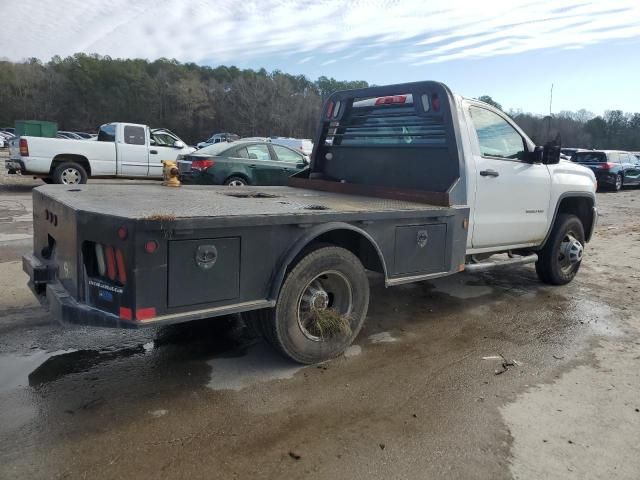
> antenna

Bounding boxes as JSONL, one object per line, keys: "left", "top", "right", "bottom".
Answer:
{"left": 549, "top": 83, "right": 554, "bottom": 116}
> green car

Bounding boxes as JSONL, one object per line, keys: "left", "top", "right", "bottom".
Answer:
{"left": 177, "top": 140, "right": 309, "bottom": 186}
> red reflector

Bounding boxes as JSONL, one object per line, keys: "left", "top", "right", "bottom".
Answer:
{"left": 117, "top": 226, "right": 128, "bottom": 240}
{"left": 191, "top": 159, "right": 214, "bottom": 171}
{"left": 136, "top": 307, "right": 157, "bottom": 321}
{"left": 375, "top": 95, "right": 407, "bottom": 105}
{"left": 115, "top": 249, "right": 127, "bottom": 284}
{"left": 19, "top": 138, "right": 29, "bottom": 156}
{"left": 326, "top": 101, "right": 334, "bottom": 118}
{"left": 431, "top": 93, "right": 441, "bottom": 112}
{"left": 144, "top": 240, "right": 158, "bottom": 254}
{"left": 119, "top": 307, "right": 133, "bottom": 321}
{"left": 105, "top": 246, "right": 116, "bottom": 281}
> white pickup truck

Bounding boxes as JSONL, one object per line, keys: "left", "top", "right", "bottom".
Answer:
{"left": 7, "top": 123, "right": 195, "bottom": 184}
{"left": 23, "top": 81, "right": 599, "bottom": 364}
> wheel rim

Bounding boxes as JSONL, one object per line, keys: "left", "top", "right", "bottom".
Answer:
{"left": 558, "top": 233, "right": 583, "bottom": 274}
{"left": 296, "top": 270, "right": 353, "bottom": 342}
{"left": 616, "top": 175, "right": 622, "bottom": 190}
{"left": 227, "top": 179, "right": 245, "bottom": 186}
{"left": 60, "top": 167, "right": 81, "bottom": 184}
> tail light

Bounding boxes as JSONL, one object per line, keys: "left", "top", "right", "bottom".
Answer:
{"left": 375, "top": 95, "right": 407, "bottom": 105}
{"left": 599, "top": 162, "right": 615, "bottom": 169}
{"left": 191, "top": 159, "right": 214, "bottom": 172}
{"left": 19, "top": 138, "right": 29, "bottom": 156}
{"left": 88, "top": 242, "right": 128, "bottom": 285}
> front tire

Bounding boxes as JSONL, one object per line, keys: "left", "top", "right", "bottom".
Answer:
{"left": 613, "top": 173, "right": 623, "bottom": 191}
{"left": 536, "top": 214, "right": 585, "bottom": 285}
{"left": 247, "top": 246, "right": 370, "bottom": 364}
{"left": 52, "top": 162, "right": 88, "bottom": 185}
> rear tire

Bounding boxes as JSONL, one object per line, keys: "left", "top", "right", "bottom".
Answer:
{"left": 52, "top": 162, "right": 88, "bottom": 185}
{"left": 612, "top": 173, "right": 623, "bottom": 191}
{"left": 246, "top": 246, "right": 369, "bottom": 364}
{"left": 536, "top": 214, "right": 585, "bottom": 285}
{"left": 224, "top": 176, "right": 248, "bottom": 186}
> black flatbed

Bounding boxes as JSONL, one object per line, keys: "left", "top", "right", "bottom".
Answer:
{"left": 36, "top": 184, "right": 457, "bottom": 227}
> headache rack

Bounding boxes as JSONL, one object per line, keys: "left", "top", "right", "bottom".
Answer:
{"left": 289, "top": 81, "right": 467, "bottom": 207}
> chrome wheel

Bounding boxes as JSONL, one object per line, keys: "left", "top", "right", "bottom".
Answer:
{"left": 297, "top": 270, "right": 353, "bottom": 341}
{"left": 227, "top": 179, "right": 246, "bottom": 186}
{"left": 558, "top": 233, "right": 583, "bottom": 274}
{"left": 60, "top": 167, "right": 81, "bottom": 184}
{"left": 615, "top": 174, "right": 622, "bottom": 191}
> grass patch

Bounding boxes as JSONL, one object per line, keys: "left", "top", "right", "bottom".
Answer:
{"left": 306, "top": 308, "right": 352, "bottom": 339}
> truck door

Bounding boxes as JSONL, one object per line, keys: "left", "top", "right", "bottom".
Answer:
{"left": 149, "top": 130, "right": 182, "bottom": 177}
{"left": 467, "top": 105, "right": 551, "bottom": 249}
{"left": 117, "top": 125, "right": 149, "bottom": 176}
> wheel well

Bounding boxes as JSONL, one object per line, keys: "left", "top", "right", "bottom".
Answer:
{"left": 50, "top": 155, "right": 91, "bottom": 176}
{"left": 305, "top": 229, "right": 385, "bottom": 274}
{"left": 556, "top": 196, "right": 595, "bottom": 241}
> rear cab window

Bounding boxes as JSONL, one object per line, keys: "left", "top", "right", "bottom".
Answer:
{"left": 124, "top": 126, "right": 146, "bottom": 145}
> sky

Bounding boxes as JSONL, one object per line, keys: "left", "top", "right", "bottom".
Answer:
{"left": 2, "top": 0, "right": 640, "bottom": 115}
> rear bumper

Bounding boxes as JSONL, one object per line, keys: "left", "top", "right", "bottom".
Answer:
{"left": 23, "top": 253, "right": 138, "bottom": 328}
{"left": 5, "top": 159, "right": 25, "bottom": 173}
{"left": 23, "top": 252, "right": 273, "bottom": 329}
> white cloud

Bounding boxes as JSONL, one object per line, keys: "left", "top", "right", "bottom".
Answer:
{"left": 1, "top": 0, "right": 639, "bottom": 66}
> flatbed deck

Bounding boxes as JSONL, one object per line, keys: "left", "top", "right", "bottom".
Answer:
{"left": 36, "top": 184, "right": 458, "bottom": 227}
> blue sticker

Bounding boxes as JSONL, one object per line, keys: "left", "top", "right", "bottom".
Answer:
{"left": 98, "top": 289, "right": 113, "bottom": 302}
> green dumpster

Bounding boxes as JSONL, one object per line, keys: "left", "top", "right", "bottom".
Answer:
{"left": 15, "top": 120, "right": 58, "bottom": 138}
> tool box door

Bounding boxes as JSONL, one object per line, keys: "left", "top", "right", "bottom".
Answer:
{"left": 168, "top": 237, "right": 240, "bottom": 308}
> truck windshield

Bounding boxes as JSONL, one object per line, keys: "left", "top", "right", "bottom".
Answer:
{"left": 573, "top": 152, "right": 606, "bottom": 163}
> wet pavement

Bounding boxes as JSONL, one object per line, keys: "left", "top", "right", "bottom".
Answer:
{"left": 1, "top": 159, "right": 639, "bottom": 479}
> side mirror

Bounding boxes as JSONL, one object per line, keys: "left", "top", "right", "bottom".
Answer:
{"left": 149, "top": 138, "right": 156, "bottom": 146}
{"left": 173, "top": 140, "right": 185, "bottom": 149}
{"left": 542, "top": 141, "right": 561, "bottom": 165}
{"left": 527, "top": 146, "right": 544, "bottom": 163}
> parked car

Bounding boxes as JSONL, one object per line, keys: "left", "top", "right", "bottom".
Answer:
{"left": 572, "top": 150, "right": 640, "bottom": 191}
{"left": 178, "top": 140, "right": 309, "bottom": 186}
{"left": 271, "top": 137, "right": 314, "bottom": 156}
{"left": 196, "top": 132, "right": 239, "bottom": 149}
{"left": 73, "top": 132, "right": 93, "bottom": 139}
{"left": 0, "top": 127, "right": 15, "bottom": 135}
{"left": 561, "top": 147, "right": 584, "bottom": 158}
{"left": 58, "top": 131, "right": 85, "bottom": 140}
{"left": 7, "top": 122, "right": 195, "bottom": 184}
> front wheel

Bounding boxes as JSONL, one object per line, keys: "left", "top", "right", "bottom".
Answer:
{"left": 535, "top": 214, "right": 585, "bottom": 285}
{"left": 247, "top": 246, "right": 370, "bottom": 364}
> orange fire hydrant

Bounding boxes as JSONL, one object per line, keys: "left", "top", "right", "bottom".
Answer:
{"left": 162, "top": 160, "right": 181, "bottom": 187}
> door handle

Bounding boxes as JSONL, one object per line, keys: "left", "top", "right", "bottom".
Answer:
{"left": 480, "top": 169, "right": 499, "bottom": 177}
{"left": 150, "top": 150, "right": 158, "bottom": 154}
{"left": 248, "top": 164, "right": 257, "bottom": 169}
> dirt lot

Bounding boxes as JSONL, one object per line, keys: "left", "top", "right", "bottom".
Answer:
{"left": 1, "top": 150, "right": 639, "bottom": 479}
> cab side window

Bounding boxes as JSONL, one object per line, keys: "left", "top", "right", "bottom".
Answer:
{"left": 469, "top": 106, "right": 525, "bottom": 160}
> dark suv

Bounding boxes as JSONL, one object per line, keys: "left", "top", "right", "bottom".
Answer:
{"left": 572, "top": 150, "right": 640, "bottom": 191}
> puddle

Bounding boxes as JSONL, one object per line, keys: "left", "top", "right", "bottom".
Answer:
{"left": 207, "top": 342, "right": 304, "bottom": 391}
{"left": 369, "top": 331, "right": 398, "bottom": 344}
{"left": 0, "top": 349, "right": 76, "bottom": 392}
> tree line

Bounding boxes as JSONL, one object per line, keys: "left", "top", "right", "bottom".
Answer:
{"left": 1, "top": 54, "right": 639, "bottom": 150}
